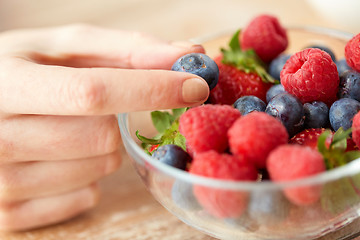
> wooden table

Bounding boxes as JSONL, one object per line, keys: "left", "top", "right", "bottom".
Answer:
{"left": 0, "top": 0, "right": 359, "bottom": 239}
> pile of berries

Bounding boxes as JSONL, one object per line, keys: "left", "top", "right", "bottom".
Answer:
{"left": 137, "top": 14, "right": 360, "bottom": 220}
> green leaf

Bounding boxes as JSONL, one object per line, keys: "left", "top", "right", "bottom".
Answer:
{"left": 151, "top": 111, "right": 172, "bottom": 133}
{"left": 172, "top": 107, "right": 188, "bottom": 120}
{"left": 228, "top": 29, "right": 241, "bottom": 52}
{"left": 220, "top": 29, "right": 278, "bottom": 84}
{"left": 135, "top": 130, "right": 161, "bottom": 145}
{"left": 317, "top": 130, "right": 332, "bottom": 155}
{"left": 344, "top": 151, "right": 360, "bottom": 163}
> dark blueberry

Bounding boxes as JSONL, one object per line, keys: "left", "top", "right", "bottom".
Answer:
{"left": 303, "top": 101, "right": 329, "bottom": 128}
{"left": 268, "top": 54, "right": 291, "bottom": 81}
{"left": 329, "top": 98, "right": 360, "bottom": 131}
{"left": 233, "top": 95, "right": 266, "bottom": 115}
{"left": 152, "top": 144, "right": 191, "bottom": 170}
{"left": 266, "top": 84, "right": 286, "bottom": 103}
{"left": 265, "top": 92, "right": 304, "bottom": 136}
{"left": 171, "top": 53, "right": 219, "bottom": 90}
{"left": 171, "top": 180, "right": 201, "bottom": 211}
{"left": 336, "top": 58, "right": 351, "bottom": 75}
{"left": 248, "top": 190, "right": 291, "bottom": 225}
{"left": 338, "top": 70, "right": 360, "bottom": 102}
{"left": 306, "top": 45, "right": 336, "bottom": 62}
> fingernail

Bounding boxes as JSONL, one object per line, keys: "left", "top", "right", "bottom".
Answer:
{"left": 172, "top": 41, "right": 205, "bottom": 53}
{"left": 182, "top": 78, "right": 209, "bottom": 103}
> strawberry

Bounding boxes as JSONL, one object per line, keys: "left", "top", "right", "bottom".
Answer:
{"left": 209, "top": 30, "right": 275, "bottom": 105}
{"left": 345, "top": 33, "right": 360, "bottom": 72}
{"left": 179, "top": 104, "right": 241, "bottom": 156}
{"left": 267, "top": 145, "right": 326, "bottom": 206}
{"left": 228, "top": 111, "right": 288, "bottom": 169}
{"left": 241, "top": 14, "right": 288, "bottom": 62}
{"left": 289, "top": 128, "right": 330, "bottom": 150}
{"left": 189, "top": 150, "right": 257, "bottom": 218}
{"left": 281, "top": 48, "right": 339, "bottom": 105}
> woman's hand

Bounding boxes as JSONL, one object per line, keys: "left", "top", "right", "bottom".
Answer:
{"left": 0, "top": 24, "right": 209, "bottom": 231}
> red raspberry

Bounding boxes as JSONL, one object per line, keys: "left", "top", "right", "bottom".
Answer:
{"left": 179, "top": 104, "right": 241, "bottom": 156}
{"left": 189, "top": 150, "right": 258, "bottom": 218}
{"left": 345, "top": 33, "right": 360, "bottom": 72}
{"left": 352, "top": 111, "right": 360, "bottom": 149}
{"left": 241, "top": 14, "right": 288, "bottom": 62}
{"left": 267, "top": 145, "right": 326, "bottom": 206}
{"left": 281, "top": 48, "right": 339, "bottom": 105}
{"left": 228, "top": 111, "right": 288, "bottom": 169}
{"left": 209, "top": 56, "right": 272, "bottom": 104}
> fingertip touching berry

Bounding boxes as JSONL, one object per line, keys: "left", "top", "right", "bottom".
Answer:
{"left": 172, "top": 53, "right": 219, "bottom": 90}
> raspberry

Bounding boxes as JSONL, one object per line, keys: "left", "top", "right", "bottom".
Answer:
{"left": 189, "top": 150, "right": 258, "bottom": 218}
{"left": 241, "top": 14, "right": 288, "bottom": 62}
{"left": 179, "top": 104, "right": 241, "bottom": 156}
{"left": 209, "top": 57, "right": 272, "bottom": 104}
{"left": 345, "top": 33, "right": 360, "bottom": 72}
{"left": 281, "top": 48, "right": 339, "bottom": 105}
{"left": 267, "top": 145, "right": 326, "bottom": 206}
{"left": 228, "top": 111, "right": 288, "bottom": 169}
{"left": 352, "top": 111, "right": 360, "bottom": 149}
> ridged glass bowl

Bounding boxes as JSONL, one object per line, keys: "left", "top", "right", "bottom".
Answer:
{"left": 118, "top": 27, "right": 360, "bottom": 240}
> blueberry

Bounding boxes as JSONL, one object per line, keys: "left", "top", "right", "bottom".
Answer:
{"left": 266, "top": 84, "right": 286, "bottom": 103}
{"left": 265, "top": 93, "right": 304, "bottom": 136}
{"left": 248, "top": 190, "right": 290, "bottom": 225}
{"left": 171, "top": 180, "right": 201, "bottom": 210}
{"left": 233, "top": 96, "right": 266, "bottom": 115}
{"left": 338, "top": 70, "right": 360, "bottom": 102}
{"left": 306, "top": 45, "right": 336, "bottom": 62}
{"left": 336, "top": 58, "right": 351, "bottom": 75}
{"left": 268, "top": 54, "right": 291, "bottom": 81}
{"left": 152, "top": 144, "right": 191, "bottom": 170}
{"left": 303, "top": 101, "right": 329, "bottom": 128}
{"left": 329, "top": 98, "right": 360, "bottom": 131}
{"left": 171, "top": 53, "right": 219, "bottom": 90}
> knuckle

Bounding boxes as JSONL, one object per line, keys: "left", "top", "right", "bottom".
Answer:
{"left": 96, "top": 115, "right": 121, "bottom": 154}
{"left": 65, "top": 72, "right": 107, "bottom": 114}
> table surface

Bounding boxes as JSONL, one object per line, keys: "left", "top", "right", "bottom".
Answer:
{"left": 0, "top": 0, "right": 359, "bottom": 239}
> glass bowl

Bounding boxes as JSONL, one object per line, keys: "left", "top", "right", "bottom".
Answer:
{"left": 118, "top": 27, "right": 360, "bottom": 240}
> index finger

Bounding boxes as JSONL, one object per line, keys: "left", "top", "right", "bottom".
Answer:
{"left": 0, "top": 57, "right": 209, "bottom": 115}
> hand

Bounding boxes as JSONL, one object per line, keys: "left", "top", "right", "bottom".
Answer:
{"left": 0, "top": 24, "right": 209, "bottom": 231}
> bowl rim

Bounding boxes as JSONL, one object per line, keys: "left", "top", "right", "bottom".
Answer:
{"left": 119, "top": 26, "right": 360, "bottom": 191}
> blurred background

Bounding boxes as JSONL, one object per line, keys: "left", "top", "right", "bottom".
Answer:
{"left": 0, "top": 0, "right": 358, "bottom": 42}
